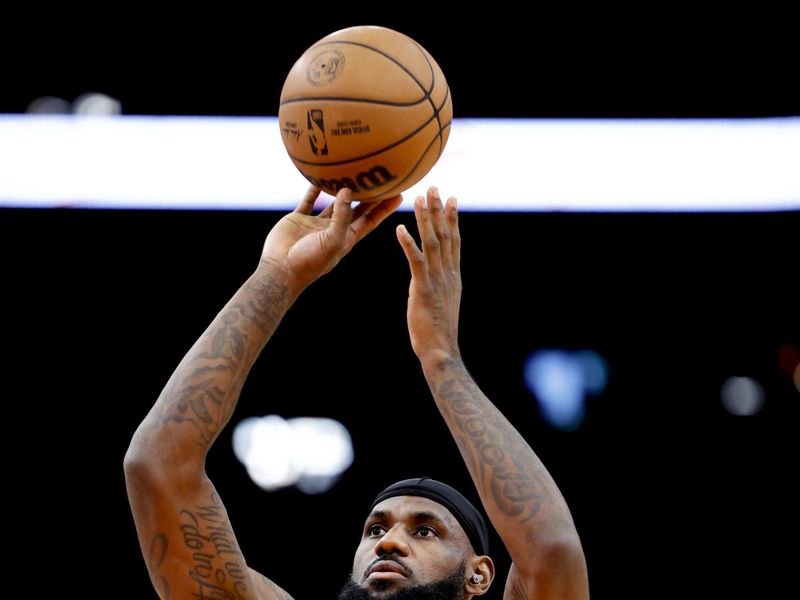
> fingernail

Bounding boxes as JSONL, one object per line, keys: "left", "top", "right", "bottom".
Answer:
{"left": 431, "top": 186, "right": 440, "bottom": 199}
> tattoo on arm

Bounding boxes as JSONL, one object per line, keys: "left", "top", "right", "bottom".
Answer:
{"left": 161, "top": 275, "right": 288, "bottom": 448}
{"left": 179, "top": 493, "right": 251, "bottom": 599}
{"left": 436, "top": 360, "right": 551, "bottom": 522}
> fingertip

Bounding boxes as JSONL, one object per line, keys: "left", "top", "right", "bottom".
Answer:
{"left": 306, "top": 185, "right": 322, "bottom": 202}
{"left": 337, "top": 187, "right": 353, "bottom": 204}
{"left": 297, "top": 184, "right": 322, "bottom": 213}
{"left": 396, "top": 223, "right": 416, "bottom": 249}
{"left": 384, "top": 194, "right": 403, "bottom": 212}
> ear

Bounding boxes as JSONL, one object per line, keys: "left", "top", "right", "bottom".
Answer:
{"left": 465, "top": 555, "right": 495, "bottom": 596}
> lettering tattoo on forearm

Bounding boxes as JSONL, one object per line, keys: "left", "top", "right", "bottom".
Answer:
{"left": 179, "top": 495, "right": 250, "bottom": 600}
{"left": 163, "top": 275, "right": 288, "bottom": 447}
{"left": 436, "top": 359, "right": 550, "bottom": 521}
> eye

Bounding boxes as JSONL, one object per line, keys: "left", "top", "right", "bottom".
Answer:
{"left": 416, "top": 525, "right": 438, "bottom": 538}
{"left": 367, "top": 524, "right": 386, "bottom": 537}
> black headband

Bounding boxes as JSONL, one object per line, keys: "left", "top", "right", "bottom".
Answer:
{"left": 369, "top": 477, "right": 489, "bottom": 556}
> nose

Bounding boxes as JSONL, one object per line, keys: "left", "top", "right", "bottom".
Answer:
{"left": 373, "top": 523, "right": 410, "bottom": 557}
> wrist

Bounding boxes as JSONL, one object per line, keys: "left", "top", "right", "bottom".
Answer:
{"left": 417, "top": 348, "right": 463, "bottom": 373}
{"left": 253, "top": 258, "right": 301, "bottom": 307}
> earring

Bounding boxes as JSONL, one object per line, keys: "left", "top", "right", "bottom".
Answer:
{"left": 471, "top": 574, "right": 484, "bottom": 584}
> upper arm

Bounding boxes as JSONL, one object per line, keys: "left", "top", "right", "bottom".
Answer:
{"left": 502, "top": 540, "right": 590, "bottom": 600}
{"left": 249, "top": 568, "right": 296, "bottom": 600}
{"left": 125, "top": 460, "right": 289, "bottom": 600}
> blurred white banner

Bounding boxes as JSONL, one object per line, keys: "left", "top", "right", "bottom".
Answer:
{"left": 1, "top": 115, "right": 798, "bottom": 211}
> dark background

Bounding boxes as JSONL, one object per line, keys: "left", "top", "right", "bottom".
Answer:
{"left": 2, "top": 7, "right": 798, "bottom": 118}
{"left": 3, "top": 6, "right": 798, "bottom": 599}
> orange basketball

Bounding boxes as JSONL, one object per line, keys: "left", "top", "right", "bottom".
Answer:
{"left": 278, "top": 25, "right": 452, "bottom": 203}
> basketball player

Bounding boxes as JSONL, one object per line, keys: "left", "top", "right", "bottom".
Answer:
{"left": 124, "top": 185, "right": 589, "bottom": 600}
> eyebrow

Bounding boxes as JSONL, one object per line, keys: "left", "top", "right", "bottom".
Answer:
{"left": 366, "top": 509, "right": 453, "bottom": 529}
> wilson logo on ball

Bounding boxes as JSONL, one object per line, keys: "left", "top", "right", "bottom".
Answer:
{"left": 300, "top": 165, "right": 398, "bottom": 194}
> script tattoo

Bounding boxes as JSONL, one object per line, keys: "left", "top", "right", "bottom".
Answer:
{"left": 163, "top": 274, "right": 288, "bottom": 446}
{"left": 179, "top": 495, "right": 249, "bottom": 599}
{"left": 437, "top": 360, "right": 549, "bottom": 521}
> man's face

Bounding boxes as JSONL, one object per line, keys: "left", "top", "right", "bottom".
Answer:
{"left": 348, "top": 496, "right": 471, "bottom": 598}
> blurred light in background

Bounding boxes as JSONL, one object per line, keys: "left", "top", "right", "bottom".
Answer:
{"left": 575, "top": 349, "right": 609, "bottom": 395}
{"left": 720, "top": 376, "right": 766, "bottom": 416}
{"left": 26, "top": 96, "right": 72, "bottom": 114}
{"left": 26, "top": 92, "right": 121, "bottom": 116}
{"left": 232, "top": 415, "right": 354, "bottom": 494}
{"left": 1, "top": 116, "right": 798, "bottom": 210}
{"left": 73, "top": 93, "right": 122, "bottom": 116}
{"left": 524, "top": 349, "right": 608, "bottom": 430}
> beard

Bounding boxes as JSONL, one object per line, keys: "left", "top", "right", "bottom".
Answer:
{"left": 337, "top": 561, "right": 466, "bottom": 600}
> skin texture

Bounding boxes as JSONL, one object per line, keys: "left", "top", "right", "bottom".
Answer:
{"left": 124, "top": 185, "right": 589, "bottom": 600}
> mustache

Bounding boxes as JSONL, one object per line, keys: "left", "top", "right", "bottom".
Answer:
{"left": 364, "top": 553, "right": 413, "bottom": 579}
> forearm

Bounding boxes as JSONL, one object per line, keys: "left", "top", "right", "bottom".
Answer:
{"left": 420, "top": 351, "right": 582, "bottom": 560}
{"left": 127, "top": 261, "right": 296, "bottom": 468}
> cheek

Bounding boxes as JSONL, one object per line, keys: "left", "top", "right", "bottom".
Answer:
{"left": 352, "top": 542, "right": 372, "bottom": 577}
{"left": 424, "top": 548, "right": 464, "bottom": 580}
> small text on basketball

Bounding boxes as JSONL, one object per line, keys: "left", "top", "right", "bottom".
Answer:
{"left": 300, "top": 165, "right": 398, "bottom": 194}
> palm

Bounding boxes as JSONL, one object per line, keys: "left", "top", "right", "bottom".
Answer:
{"left": 269, "top": 211, "right": 347, "bottom": 277}
{"left": 261, "top": 187, "right": 402, "bottom": 293}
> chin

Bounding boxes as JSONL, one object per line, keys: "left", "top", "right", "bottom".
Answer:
{"left": 366, "top": 579, "right": 410, "bottom": 594}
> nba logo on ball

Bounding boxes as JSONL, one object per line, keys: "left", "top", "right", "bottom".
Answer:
{"left": 279, "top": 25, "right": 453, "bottom": 202}
{"left": 307, "top": 109, "right": 328, "bottom": 155}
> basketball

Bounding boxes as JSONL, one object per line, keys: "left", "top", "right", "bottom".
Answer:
{"left": 278, "top": 25, "right": 452, "bottom": 203}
